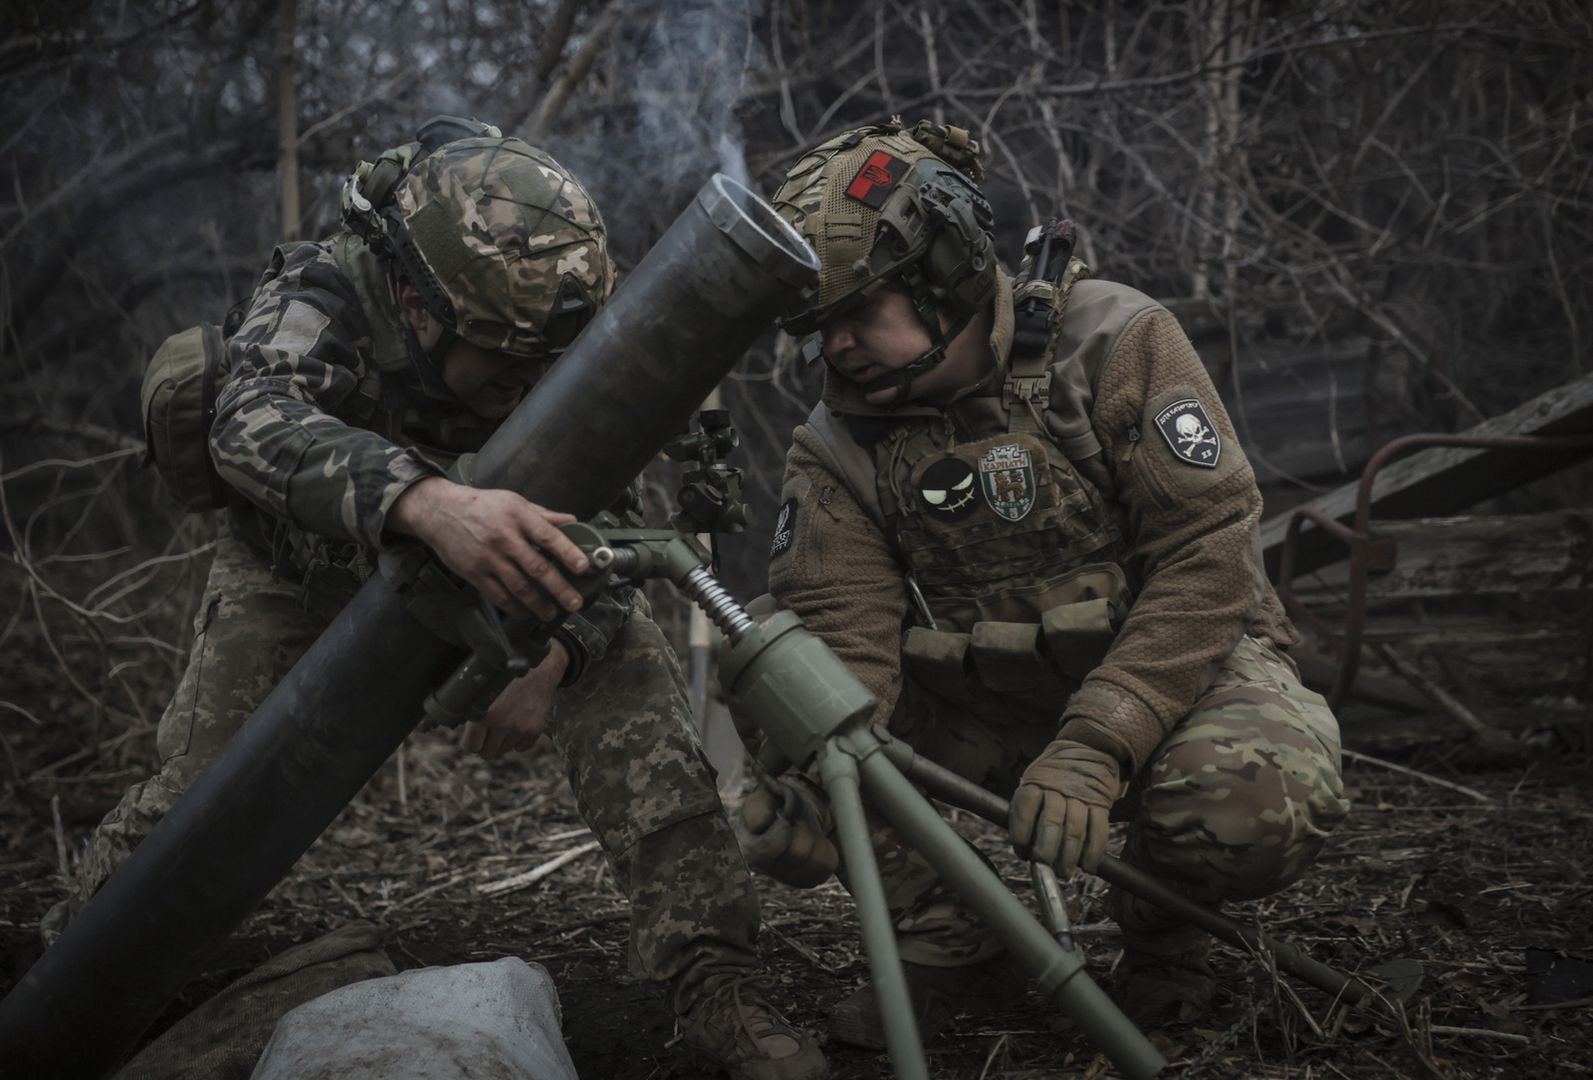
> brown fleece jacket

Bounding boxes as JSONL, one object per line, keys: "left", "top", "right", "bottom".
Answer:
{"left": 770, "top": 280, "right": 1296, "bottom": 774}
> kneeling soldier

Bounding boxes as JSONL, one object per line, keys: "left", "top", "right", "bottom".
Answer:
{"left": 746, "top": 118, "right": 1349, "bottom": 1047}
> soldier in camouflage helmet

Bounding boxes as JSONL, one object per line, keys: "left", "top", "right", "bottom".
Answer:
{"left": 45, "top": 123, "right": 827, "bottom": 1080}
{"left": 738, "top": 118, "right": 1349, "bottom": 1048}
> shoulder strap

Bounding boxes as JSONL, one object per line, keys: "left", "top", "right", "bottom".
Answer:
{"left": 1005, "top": 254, "right": 1092, "bottom": 437}
{"left": 803, "top": 406, "right": 888, "bottom": 533}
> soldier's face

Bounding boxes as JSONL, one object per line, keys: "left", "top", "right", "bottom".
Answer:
{"left": 397, "top": 282, "right": 545, "bottom": 419}
{"left": 440, "top": 341, "right": 548, "bottom": 420}
{"left": 821, "top": 286, "right": 986, "bottom": 406}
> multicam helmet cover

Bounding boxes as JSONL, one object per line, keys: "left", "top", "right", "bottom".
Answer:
{"left": 389, "top": 137, "right": 613, "bottom": 360}
{"left": 771, "top": 119, "right": 997, "bottom": 398}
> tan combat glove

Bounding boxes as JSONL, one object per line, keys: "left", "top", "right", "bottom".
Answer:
{"left": 737, "top": 780, "right": 839, "bottom": 888}
{"left": 1009, "top": 738, "right": 1123, "bottom": 877}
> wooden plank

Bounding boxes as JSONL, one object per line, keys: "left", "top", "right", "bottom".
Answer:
{"left": 1291, "top": 612, "right": 1582, "bottom": 649}
{"left": 1261, "top": 372, "right": 1593, "bottom": 578}
{"left": 1370, "top": 512, "right": 1592, "bottom": 600}
{"left": 1292, "top": 511, "right": 1593, "bottom": 601}
{"left": 1358, "top": 625, "right": 1585, "bottom": 649}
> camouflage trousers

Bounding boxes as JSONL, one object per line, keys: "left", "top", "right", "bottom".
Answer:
{"left": 47, "top": 527, "right": 759, "bottom": 1013}
{"left": 844, "top": 635, "right": 1349, "bottom": 966}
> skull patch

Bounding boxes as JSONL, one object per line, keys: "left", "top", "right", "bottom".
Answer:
{"left": 1153, "top": 398, "right": 1221, "bottom": 468}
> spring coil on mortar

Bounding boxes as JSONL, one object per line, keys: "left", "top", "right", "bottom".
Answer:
{"left": 593, "top": 545, "right": 755, "bottom": 643}
{"left": 681, "top": 566, "right": 756, "bottom": 644}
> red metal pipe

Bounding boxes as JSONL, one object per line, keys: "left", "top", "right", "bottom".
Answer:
{"left": 1276, "top": 432, "right": 1593, "bottom": 710}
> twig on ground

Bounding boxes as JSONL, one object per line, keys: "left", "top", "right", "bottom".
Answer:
{"left": 1428, "top": 1024, "right": 1532, "bottom": 1044}
{"left": 765, "top": 921, "right": 851, "bottom": 977}
{"left": 528, "top": 909, "right": 629, "bottom": 944}
{"left": 328, "top": 875, "right": 369, "bottom": 921}
{"left": 0, "top": 699, "right": 44, "bottom": 726}
{"left": 1343, "top": 748, "right": 1491, "bottom": 803}
{"left": 476, "top": 840, "right": 601, "bottom": 898}
{"left": 51, "top": 794, "right": 69, "bottom": 882}
{"left": 1373, "top": 643, "right": 1518, "bottom": 752}
{"left": 385, "top": 871, "right": 467, "bottom": 915}
{"left": 1515, "top": 994, "right": 1593, "bottom": 1012}
{"left": 976, "top": 1033, "right": 1008, "bottom": 1080}
{"left": 26, "top": 722, "right": 154, "bottom": 781}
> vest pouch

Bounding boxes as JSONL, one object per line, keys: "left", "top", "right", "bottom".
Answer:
{"left": 901, "top": 627, "right": 973, "bottom": 701}
{"left": 969, "top": 621, "right": 1048, "bottom": 693}
{"left": 1041, "top": 596, "right": 1122, "bottom": 678}
{"left": 140, "top": 323, "right": 231, "bottom": 512}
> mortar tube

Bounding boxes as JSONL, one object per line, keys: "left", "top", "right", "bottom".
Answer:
{"left": 0, "top": 175, "right": 818, "bottom": 1078}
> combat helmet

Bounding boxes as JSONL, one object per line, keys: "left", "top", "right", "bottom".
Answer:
{"left": 771, "top": 117, "right": 997, "bottom": 402}
{"left": 340, "top": 116, "right": 613, "bottom": 396}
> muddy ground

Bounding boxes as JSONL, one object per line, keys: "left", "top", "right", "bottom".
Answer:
{"left": 2, "top": 556, "right": 1591, "bottom": 1078}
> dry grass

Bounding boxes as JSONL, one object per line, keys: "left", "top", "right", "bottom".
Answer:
{"left": 2, "top": 625, "right": 1590, "bottom": 1079}
{"left": 0, "top": 457, "right": 1589, "bottom": 1077}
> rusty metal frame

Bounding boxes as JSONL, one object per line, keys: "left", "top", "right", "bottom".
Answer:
{"left": 1276, "top": 432, "right": 1593, "bottom": 710}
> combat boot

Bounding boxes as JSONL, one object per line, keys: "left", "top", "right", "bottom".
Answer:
{"left": 828, "top": 954, "right": 1025, "bottom": 1051}
{"left": 1107, "top": 884, "right": 1215, "bottom": 1026}
{"left": 678, "top": 973, "right": 829, "bottom": 1080}
{"left": 1113, "top": 936, "right": 1215, "bottom": 1026}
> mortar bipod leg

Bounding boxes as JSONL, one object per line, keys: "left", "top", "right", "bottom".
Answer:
{"left": 846, "top": 731, "right": 1167, "bottom": 1080}
{"left": 871, "top": 728, "right": 1392, "bottom": 1010}
{"left": 1031, "top": 861, "right": 1075, "bottom": 952}
{"left": 815, "top": 742, "right": 929, "bottom": 1080}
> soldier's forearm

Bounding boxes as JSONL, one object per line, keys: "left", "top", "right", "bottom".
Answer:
{"left": 387, "top": 475, "right": 454, "bottom": 541}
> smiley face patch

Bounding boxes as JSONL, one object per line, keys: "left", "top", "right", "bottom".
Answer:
{"left": 918, "top": 457, "right": 978, "bottom": 519}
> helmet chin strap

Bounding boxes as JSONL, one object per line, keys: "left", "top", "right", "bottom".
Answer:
{"left": 855, "top": 341, "right": 946, "bottom": 403}
{"left": 384, "top": 263, "right": 463, "bottom": 405}
{"left": 848, "top": 289, "right": 978, "bottom": 407}
{"left": 404, "top": 313, "right": 463, "bottom": 405}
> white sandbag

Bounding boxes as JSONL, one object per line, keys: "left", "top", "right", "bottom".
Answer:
{"left": 251, "top": 957, "right": 579, "bottom": 1080}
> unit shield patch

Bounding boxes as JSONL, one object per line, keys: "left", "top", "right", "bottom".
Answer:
{"left": 1153, "top": 398, "right": 1221, "bottom": 468}
{"left": 918, "top": 457, "right": 978, "bottom": 520}
{"left": 844, "top": 150, "right": 910, "bottom": 209}
{"left": 978, "top": 443, "right": 1036, "bottom": 522}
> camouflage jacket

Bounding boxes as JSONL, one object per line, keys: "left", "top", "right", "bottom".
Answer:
{"left": 769, "top": 270, "right": 1297, "bottom": 773}
{"left": 211, "top": 236, "right": 627, "bottom": 681}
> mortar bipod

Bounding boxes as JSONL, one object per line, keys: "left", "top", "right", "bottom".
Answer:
{"left": 872, "top": 733, "right": 1427, "bottom": 1017}
{"left": 561, "top": 520, "right": 1166, "bottom": 1080}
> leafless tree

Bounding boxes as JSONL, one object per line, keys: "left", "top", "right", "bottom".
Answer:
{"left": 3, "top": 0, "right": 1589, "bottom": 742}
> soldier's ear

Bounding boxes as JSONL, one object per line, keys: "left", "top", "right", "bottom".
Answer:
{"left": 395, "top": 282, "right": 430, "bottom": 334}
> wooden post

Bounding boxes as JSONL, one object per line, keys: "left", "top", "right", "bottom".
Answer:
{"left": 276, "top": 0, "right": 300, "bottom": 241}
{"left": 529, "top": 1, "right": 622, "bottom": 143}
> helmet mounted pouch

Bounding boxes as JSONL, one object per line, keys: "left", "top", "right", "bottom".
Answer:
{"left": 415, "top": 115, "right": 502, "bottom": 151}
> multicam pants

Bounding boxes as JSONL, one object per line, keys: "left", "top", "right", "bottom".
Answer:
{"left": 48, "top": 526, "right": 759, "bottom": 1013}
{"left": 856, "top": 635, "right": 1349, "bottom": 965}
